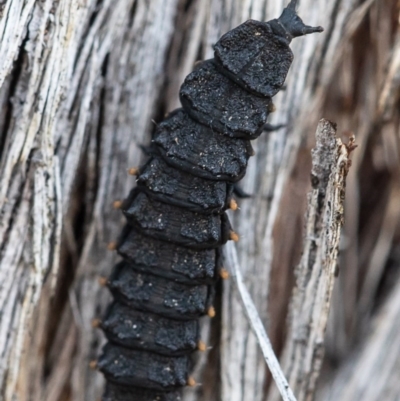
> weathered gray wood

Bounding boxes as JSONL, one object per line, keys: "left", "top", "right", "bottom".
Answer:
{"left": 268, "top": 120, "right": 353, "bottom": 401}
{"left": 1, "top": 0, "right": 399, "bottom": 401}
{"left": 320, "top": 273, "right": 400, "bottom": 401}
{"left": 0, "top": 1, "right": 179, "bottom": 399}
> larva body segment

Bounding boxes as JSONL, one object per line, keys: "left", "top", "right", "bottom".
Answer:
{"left": 103, "top": 383, "right": 182, "bottom": 401}
{"left": 99, "top": 343, "right": 189, "bottom": 390}
{"left": 101, "top": 302, "right": 200, "bottom": 355}
{"left": 180, "top": 61, "right": 272, "bottom": 139}
{"left": 154, "top": 109, "right": 252, "bottom": 181}
{"left": 137, "top": 157, "right": 234, "bottom": 213}
{"left": 214, "top": 19, "right": 294, "bottom": 97}
{"left": 108, "top": 262, "right": 212, "bottom": 320}
{"left": 117, "top": 227, "right": 221, "bottom": 284}
{"left": 98, "top": 2, "right": 323, "bottom": 399}
{"left": 122, "top": 190, "right": 232, "bottom": 248}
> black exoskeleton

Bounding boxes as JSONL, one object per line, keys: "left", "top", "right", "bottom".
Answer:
{"left": 97, "top": 1, "right": 322, "bottom": 400}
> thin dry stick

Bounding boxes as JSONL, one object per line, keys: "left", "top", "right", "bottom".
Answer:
{"left": 224, "top": 240, "right": 297, "bottom": 401}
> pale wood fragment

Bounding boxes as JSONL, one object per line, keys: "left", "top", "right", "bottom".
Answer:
{"left": 269, "top": 120, "right": 353, "bottom": 401}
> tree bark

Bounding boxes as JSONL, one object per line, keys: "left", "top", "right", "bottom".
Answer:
{"left": 0, "top": 1, "right": 399, "bottom": 401}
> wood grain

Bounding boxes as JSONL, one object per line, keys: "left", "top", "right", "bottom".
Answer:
{"left": 0, "top": 1, "right": 399, "bottom": 401}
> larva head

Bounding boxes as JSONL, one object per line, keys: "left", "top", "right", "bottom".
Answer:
{"left": 213, "top": 2, "right": 324, "bottom": 97}
{"left": 278, "top": 0, "right": 323, "bottom": 40}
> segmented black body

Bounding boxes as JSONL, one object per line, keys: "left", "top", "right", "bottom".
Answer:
{"left": 98, "top": 3, "right": 322, "bottom": 400}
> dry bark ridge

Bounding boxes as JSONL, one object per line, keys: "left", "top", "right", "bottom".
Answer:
{"left": 0, "top": 0, "right": 399, "bottom": 401}
{"left": 268, "top": 120, "right": 353, "bottom": 401}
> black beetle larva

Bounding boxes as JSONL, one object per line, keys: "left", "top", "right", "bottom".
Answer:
{"left": 97, "top": 1, "right": 323, "bottom": 400}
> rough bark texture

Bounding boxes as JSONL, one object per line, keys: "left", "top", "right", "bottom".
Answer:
{"left": 268, "top": 120, "right": 353, "bottom": 401}
{"left": 0, "top": 1, "right": 399, "bottom": 401}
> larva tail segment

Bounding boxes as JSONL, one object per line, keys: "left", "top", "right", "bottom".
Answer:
{"left": 98, "top": 3, "right": 323, "bottom": 400}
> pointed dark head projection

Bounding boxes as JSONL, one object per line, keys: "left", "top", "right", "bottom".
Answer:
{"left": 278, "top": 0, "right": 323, "bottom": 39}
